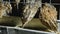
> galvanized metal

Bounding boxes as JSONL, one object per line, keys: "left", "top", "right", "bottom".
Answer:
{"left": 0, "top": 26, "right": 56, "bottom": 34}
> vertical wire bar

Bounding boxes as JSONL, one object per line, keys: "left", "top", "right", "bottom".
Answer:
{"left": 2, "top": 0, "right": 4, "bottom": 3}
{"left": 7, "top": 28, "right": 9, "bottom": 34}
{"left": 58, "top": 8, "right": 60, "bottom": 20}
{"left": 50, "top": 0, "right": 51, "bottom": 4}
{"left": 22, "top": 0, "right": 26, "bottom": 5}
{"left": 24, "top": 0, "right": 25, "bottom": 4}
{"left": 16, "top": 0, "right": 19, "bottom": 9}
{"left": 9, "top": 0, "right": 10, "bottom": 2}
{"left": 16, "top": 0, "right": 20, "bottom": 9}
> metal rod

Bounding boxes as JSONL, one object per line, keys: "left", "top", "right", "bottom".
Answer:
{"left": 9, "top": 0, "right": 10, "bottom": 2}
{"left": 0, "top": 25, "right": 55, "bottom": 33}
{"left": 50, "top": 0, "right": 51, "bottom": 4}
{"left": 7, "top": 28, "right": 9, "bottom": 34}
{"left": 17, "top": 3, "right": 19, "bottom": 9}
{"left": 42, "top": 3, "right": 60, "bottom": 5}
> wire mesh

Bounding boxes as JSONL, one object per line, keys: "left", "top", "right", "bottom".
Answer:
{"left": 0, "top": 0, "right": 60, "bottom": 34}
{"left": 0, "top": 25, "right": 56, "bottom": 34}
{"left": 1, "top": 0, "right": 59, "bottom": 19}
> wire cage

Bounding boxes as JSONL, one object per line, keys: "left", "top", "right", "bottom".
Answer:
{"left": 1, "top": 0, "right": 59, "bottom": 19}
{"left": 0, "top": 25, "right": 57, "bottom": 34}
{"left": 2, "top": 0, "right": 59, "bottom": 19}
{"left": 0, "top": 0, "right": 60, "bottom": 34}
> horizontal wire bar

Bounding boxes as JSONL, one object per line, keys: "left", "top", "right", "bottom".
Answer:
{"left": 1, "top": 1, "right": 60, "bottom": 5}
{"left": 0, "top": 25, "right": 55, "bottom": 33}
{"left": 42, "top": 3, "right": 60, "bottom": 5}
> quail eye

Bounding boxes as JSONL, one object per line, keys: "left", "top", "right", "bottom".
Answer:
{"left": 48, "top": 10, "right": 49, "bottom": 12}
